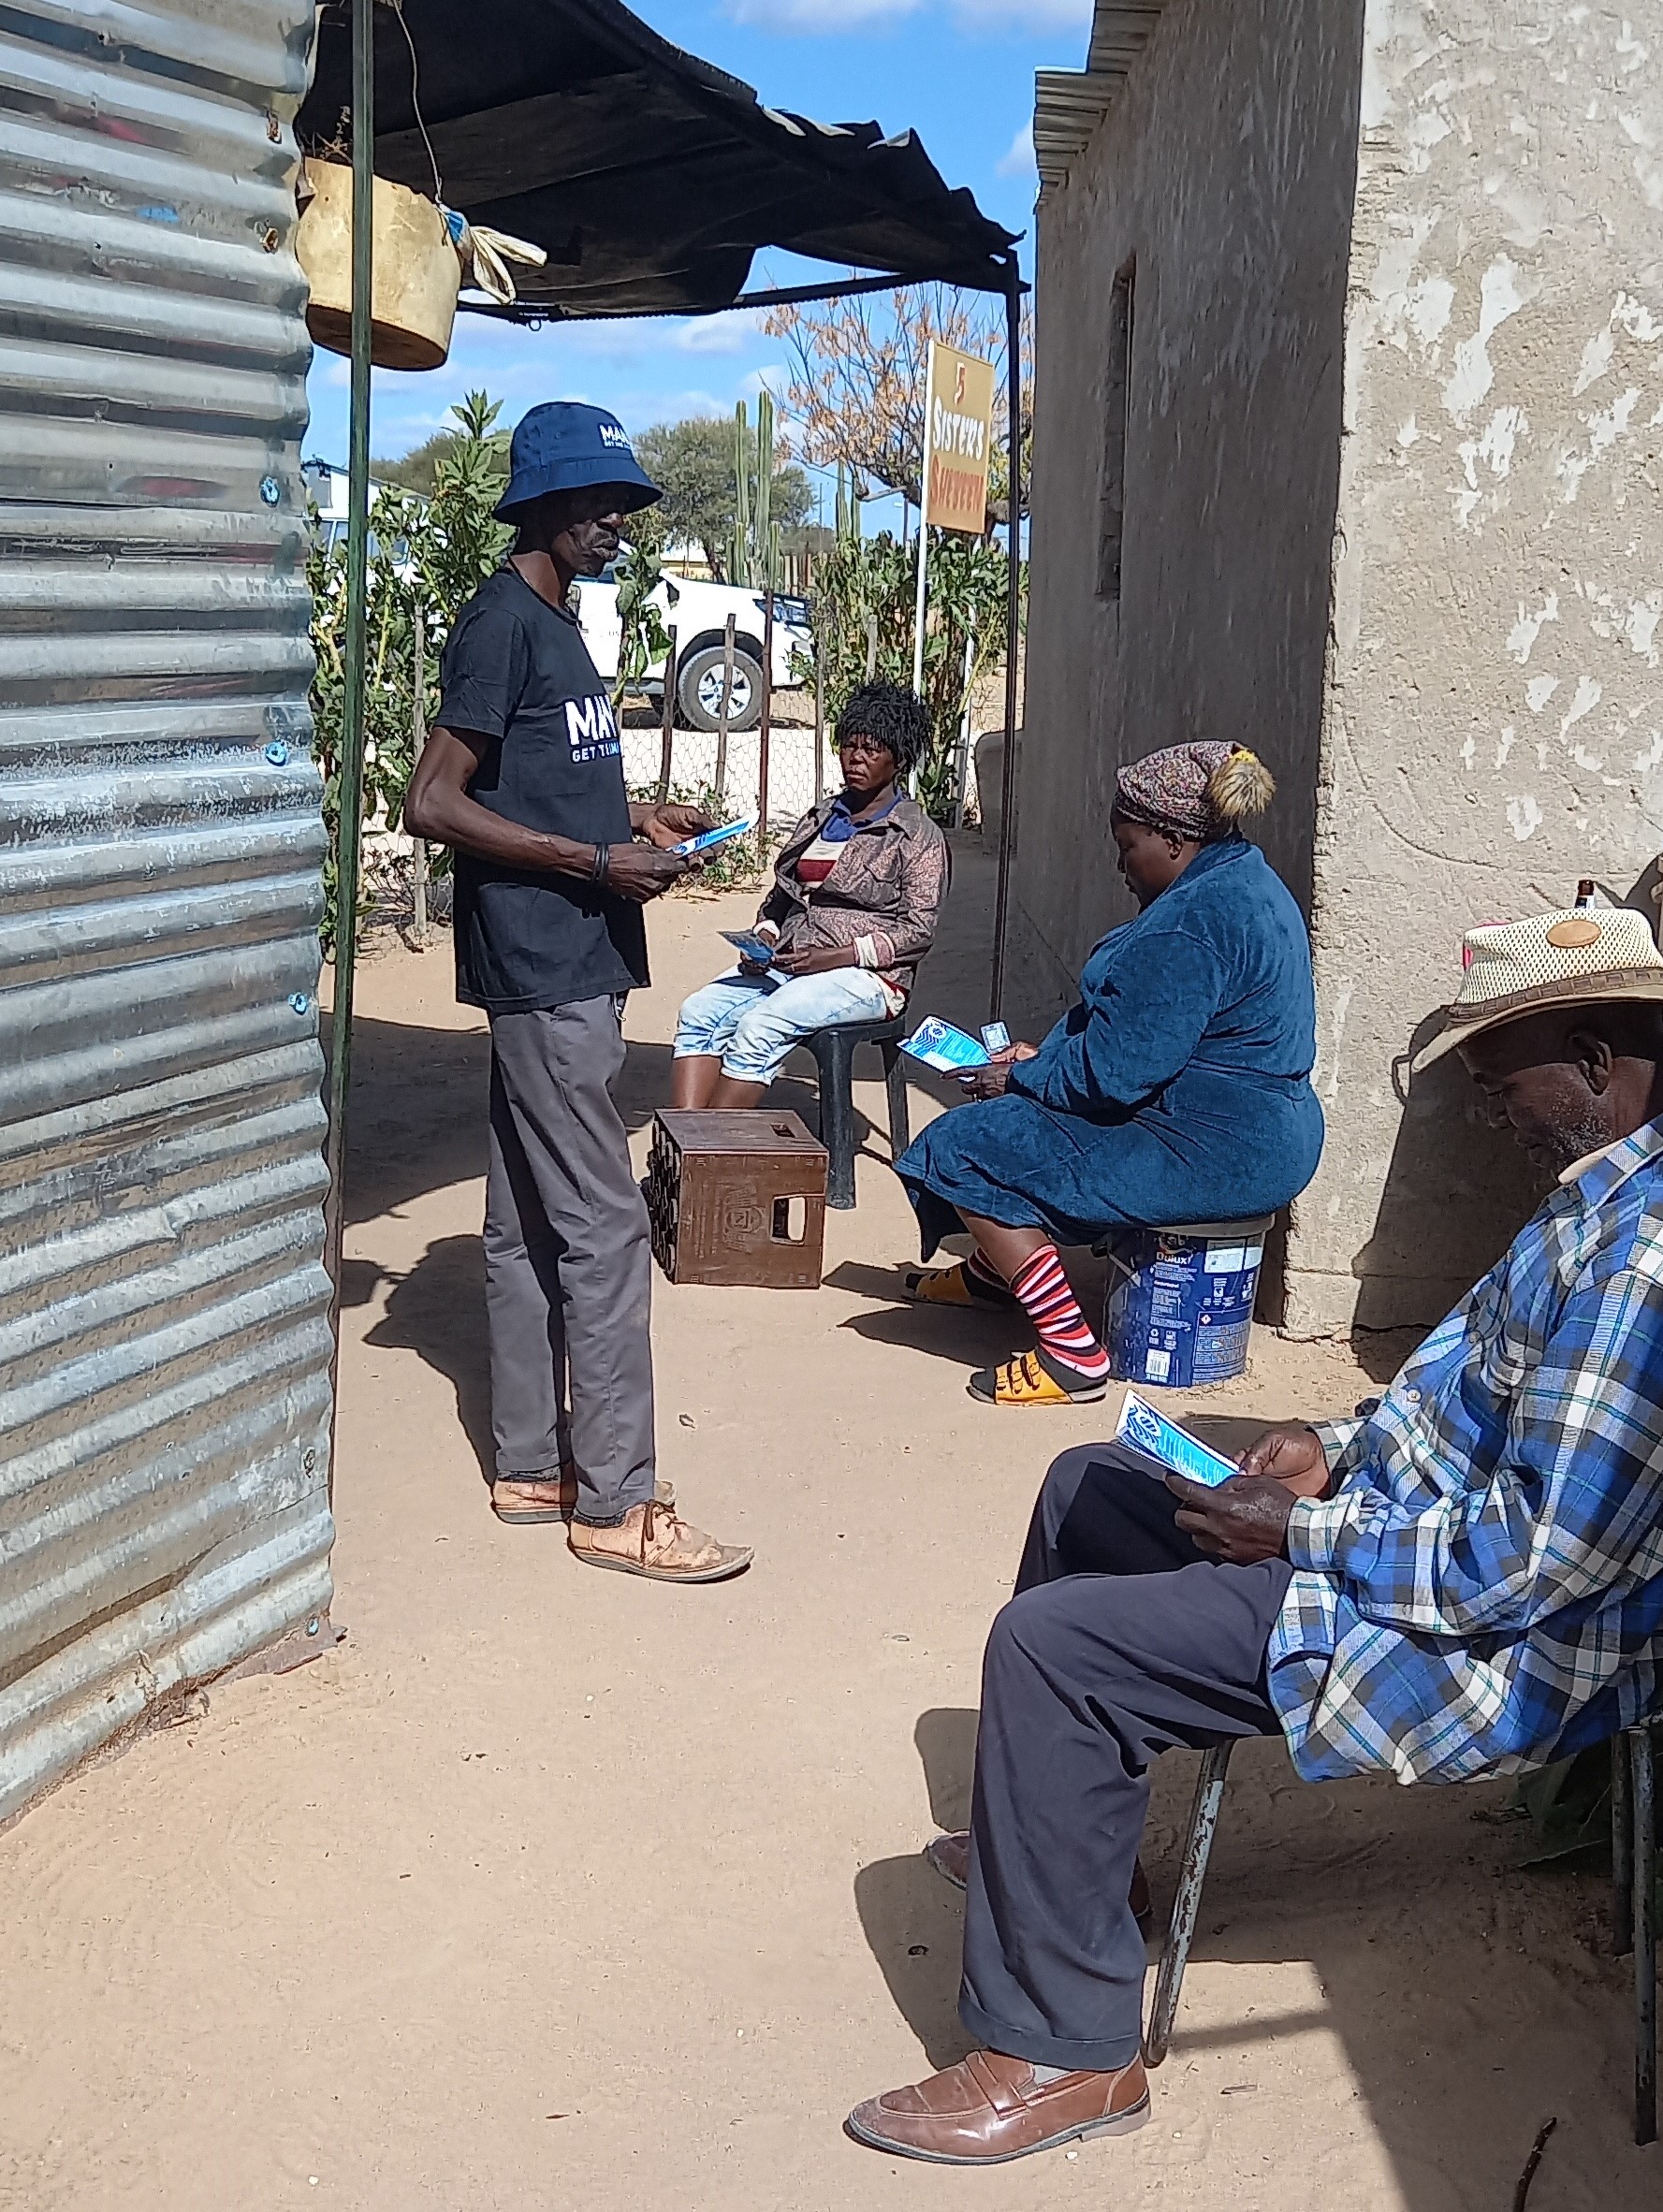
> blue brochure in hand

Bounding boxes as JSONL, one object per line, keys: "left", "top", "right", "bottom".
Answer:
{"left": 1115, "top": 1390, "right": 1239, "bottom": 1489}
{"left": 900, "top": 1015, "right": 991, "bottom": 1074}
{"left": 721, "top": 928, "right": 779, "bottom": 966}
{"left": 672, "top": 815, "right": 756, "bottom": 857}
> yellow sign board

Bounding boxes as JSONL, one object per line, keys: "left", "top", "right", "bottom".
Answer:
{"left": 922, "top": 341, "right": 996, "bottom": 535}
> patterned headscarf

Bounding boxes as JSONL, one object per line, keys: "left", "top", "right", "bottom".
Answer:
{"left": 1114, "top": 743, "right": 1275, "bottom": 842}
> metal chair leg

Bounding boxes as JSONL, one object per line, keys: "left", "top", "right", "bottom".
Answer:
{"left": 1634, "top": 1724, "right": 1656, "bottom": 2147}
{"left": 1615, "top": 1728, "right": 1634, "bottom": 1957}
{"left": 1143, "top": 1741, "right": 1233, "bottom": 2069}
{"left": 882, "top": 1042, "right": 911, "bottom": 1161}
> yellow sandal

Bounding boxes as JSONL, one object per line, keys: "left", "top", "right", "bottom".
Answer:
{"left": 968, "top": 1349, "right": 1109, "bottom": 1406}
{"left": 905, "top": 1261, "right": 1015, "bottom": 1309}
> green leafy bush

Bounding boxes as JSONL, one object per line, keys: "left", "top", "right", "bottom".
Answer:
{"left": 309, "top": 392, "right": 511, "bottom": 949}
{"left": 812, "top": 525, "right": 1021, "bottom": 822}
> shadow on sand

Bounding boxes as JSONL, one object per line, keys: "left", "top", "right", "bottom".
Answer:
{"left": 853, "top": 1702, "right": 1641, "bottom": 2201}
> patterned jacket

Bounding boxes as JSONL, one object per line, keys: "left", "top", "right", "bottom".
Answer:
{"left": 755, "top": 791, "right": 949, "bottom": 998}
{"left": 1269, "top": 1119, "right": 1663, "bottom": 1784}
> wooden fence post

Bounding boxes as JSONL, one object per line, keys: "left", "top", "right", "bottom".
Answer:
{"left": 656, "top": 626, "right": 678, "bottom": 804}
{"left": 758, "top": 592, "right": 773, "bottom": 835}
{"left": 714, "top": 612, "right": 735, "bottom": 804}
{"left": 813, "top": 627, "right": 825, "bottom": 806}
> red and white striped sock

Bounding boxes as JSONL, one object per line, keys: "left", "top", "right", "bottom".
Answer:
{"left": 1008, "top": 1244, "right": 1111, "bottom": 1381}
{"left": 966, "top": 1247, "right": 1008, "bottom": 1291}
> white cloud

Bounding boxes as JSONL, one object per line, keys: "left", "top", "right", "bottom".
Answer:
{"left": 952, "top": 0, "right": 1090, "bottom": 25}
{"left": 722, "top": 0, "right": 920, "bottom": 28}
{"left": 634, "top": 389, "right": 732, "bottom": 424}
{"left": 997, "top": 121, "right": 1036, "bottom": 176}
{"left": 307, "top": 304, "right": 785, "bottom": 462}
{"left": 674, "top": 308, "right": 768, "bottom": 355}
{"left": 722, "top": 0, "right": 1086, "bottom": 28}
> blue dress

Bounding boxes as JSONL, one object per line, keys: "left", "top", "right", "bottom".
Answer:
{"left": 896, "top": 837, "right": 1325, "bottom": 1254}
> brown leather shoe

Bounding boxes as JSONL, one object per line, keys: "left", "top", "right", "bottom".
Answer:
{"left": 847, "top": 2048, "right": 1149, "bottom": 2164}
{"left": 925, "top": 1831, "right": 1153, "bottom": 1931}
{"left": 568, "top": 1498, "right": 751, "bottom": 1583}
{"left": 492, "top": 1469, "right": 676, "bottom": 1523}
{"left": 492, "top": 1469, "right": 576, "bottom": 1523}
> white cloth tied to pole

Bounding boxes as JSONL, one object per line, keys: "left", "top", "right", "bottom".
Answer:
{"left": 442, "top": 206, "right": 547, "bottom": 305}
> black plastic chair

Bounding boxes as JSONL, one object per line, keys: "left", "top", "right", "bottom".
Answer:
{"left": 1143, "top": 1719, "right": 1659, "bottom": 2145}
{"left": 803, "top": 1018, "right": 912, "bottom": 1210}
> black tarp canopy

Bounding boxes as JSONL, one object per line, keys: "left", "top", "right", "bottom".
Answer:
{"left": 299, "top": 0, "right": 1020, "bottom": 318}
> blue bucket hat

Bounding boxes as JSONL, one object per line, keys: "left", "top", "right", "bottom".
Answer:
{"left": 494, "top": 401, "right": 662, "bottom": 519}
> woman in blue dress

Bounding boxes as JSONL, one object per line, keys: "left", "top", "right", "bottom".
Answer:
{"left": 897, "top": 742, "right": 1324, "bottom": 1406}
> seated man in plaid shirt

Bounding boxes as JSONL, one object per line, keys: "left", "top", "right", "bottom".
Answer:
{"left": 848, "top": 908, "right": 1663, "bottom": 2167}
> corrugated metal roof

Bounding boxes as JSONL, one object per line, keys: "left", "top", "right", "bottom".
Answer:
{"left": 0, "top": 0, "right": 335, "bottom": 1827}
{"left": 1033, "top": 2, "right": 1167, "bottom": 196}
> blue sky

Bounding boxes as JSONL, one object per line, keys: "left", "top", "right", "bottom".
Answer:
{"left": 302, "top": 0, "right": 1089, "bottom": 513}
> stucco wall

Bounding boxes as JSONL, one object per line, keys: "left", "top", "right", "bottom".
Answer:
{"left": 1286, "top": 0, "right": 1663, "bottom": 1332}
{"left": 1006, "top": 0, "right": 1364, "bottom": 1026}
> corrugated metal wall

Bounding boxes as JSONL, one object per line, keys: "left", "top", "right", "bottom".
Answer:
{"left": 0, "top": 0, "right": 335, "bottom": 1826}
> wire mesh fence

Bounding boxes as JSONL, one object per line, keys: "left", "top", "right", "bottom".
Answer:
{"left": 360, "top": 663, "right": 1006, "bottom": 941}
{"left": 620, "top": 719, "right": 836, "bottom": 832}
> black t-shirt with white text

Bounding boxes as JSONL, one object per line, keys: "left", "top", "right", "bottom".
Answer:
{"left": 435, "top": 565, "right": 648, "bottom": 1013}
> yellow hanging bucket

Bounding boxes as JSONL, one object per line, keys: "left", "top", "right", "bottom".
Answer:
{"left": 296, "top": 157, "right": 460, "bottom": 372}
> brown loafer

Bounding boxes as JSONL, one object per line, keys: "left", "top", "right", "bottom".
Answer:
{"left": 492, "top": 1469, "right": 576, "bottom": 1523}
{"left": 568, "top": 1498, "right": 751, "bottom": 1583}
{"left": 492, "top": 1469, "right": 676, "bottom": 1524}
{"left": 847, "top": 2047, "right": 1149, "bottom": 2165}
{"left": 926, "top": 1831, "right": 1153, "bottom": 1932}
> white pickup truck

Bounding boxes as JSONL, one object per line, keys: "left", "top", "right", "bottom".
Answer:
{"left": 304, "top": 463, "right": 810, "bottom": 734}
{"left": 576, "top": 567, "right": 813, "bottom": 733}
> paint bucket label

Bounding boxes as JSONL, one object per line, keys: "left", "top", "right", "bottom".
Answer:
{"left": 1103, "top": 1228, "right": 1266, "bottom": 1390}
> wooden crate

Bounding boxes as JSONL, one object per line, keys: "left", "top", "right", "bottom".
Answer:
{"left": 645, "top": 1110, "right": 827, "bottom": 1288}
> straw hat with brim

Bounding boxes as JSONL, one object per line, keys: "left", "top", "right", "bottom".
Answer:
{"left": 1411, "top": 908, "right": 1663, "bottom": 1072}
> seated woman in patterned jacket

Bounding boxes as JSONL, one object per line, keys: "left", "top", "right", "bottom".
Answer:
{"left": 671, "top": 683, "right": 949, "bottom": 1109}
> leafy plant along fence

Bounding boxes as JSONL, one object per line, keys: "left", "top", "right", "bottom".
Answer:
{"left": 309, "top": 392, "right": 1024, "bottom": 946}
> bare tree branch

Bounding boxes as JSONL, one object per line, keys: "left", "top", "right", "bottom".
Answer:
{"left": 766, "top": 284, "right": 1032, "bottom": 517}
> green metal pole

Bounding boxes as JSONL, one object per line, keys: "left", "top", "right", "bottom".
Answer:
{"left": 324, "top": 0, "right": 373, "bottom": 1475}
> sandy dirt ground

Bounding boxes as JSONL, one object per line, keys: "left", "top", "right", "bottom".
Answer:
{"left": 0, "top": 837, "right": 1652, "bottom": 2210}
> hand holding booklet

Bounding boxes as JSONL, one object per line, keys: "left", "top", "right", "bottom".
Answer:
{"left": 721, "top": 928, "right": 780, "bottom": 966}
{"left": 671, "top": 815, "right": 756, "bottom": 857}
{"left": 900, "top": 1015, "right": 990, "bottom": 1074}
{"left": 1110, "top": 1390, "right": 1240, "bottom": 1489}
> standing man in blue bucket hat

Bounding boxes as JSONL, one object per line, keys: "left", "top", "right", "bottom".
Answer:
{"left": 406, "top": 402, "right": 751, "bottom": 1583}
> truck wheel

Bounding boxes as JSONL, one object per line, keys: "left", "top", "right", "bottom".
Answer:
{"left": 677, "top": 643, "right": 764, "bottom": 733}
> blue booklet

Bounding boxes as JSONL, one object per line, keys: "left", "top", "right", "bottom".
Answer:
{"left": 1115, "top": 1390, "right": 1239, "bottom": 1489}
{"left": 901, "top": 1015, "right": 990, "bottom": 1073}
{"left": 721, "top": 928, "right": 779, "bottom": 965}
{"left": 672, "top": 815, "right": 756, "bottom": 857}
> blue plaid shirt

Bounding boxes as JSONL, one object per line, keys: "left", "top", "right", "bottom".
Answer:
{"left": 1268, "top": 1118, "right": 1663, "bottom": 1783}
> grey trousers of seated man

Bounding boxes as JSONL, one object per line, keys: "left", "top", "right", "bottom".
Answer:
{"left": 958, "top": 1447, "right": 1291, "bottom": 2073}
{"left": 483, "top": 995, "right": 656, "bottom": 1527}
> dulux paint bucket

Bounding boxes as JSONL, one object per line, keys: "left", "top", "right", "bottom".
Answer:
{"left": 1101, "top": 1216, "right": 1274, "bottom": 1389}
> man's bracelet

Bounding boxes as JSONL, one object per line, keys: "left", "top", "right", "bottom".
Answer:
{"left": 592, "top": 842, "right": 609, "bottom": 885}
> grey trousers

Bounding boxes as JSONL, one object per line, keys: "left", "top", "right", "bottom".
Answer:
{"left": 959, "top": 1447, "right": 1291, "bottom": 2071}
{"left": 484, "top": 996, "right": 656, "bottom": 1526}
